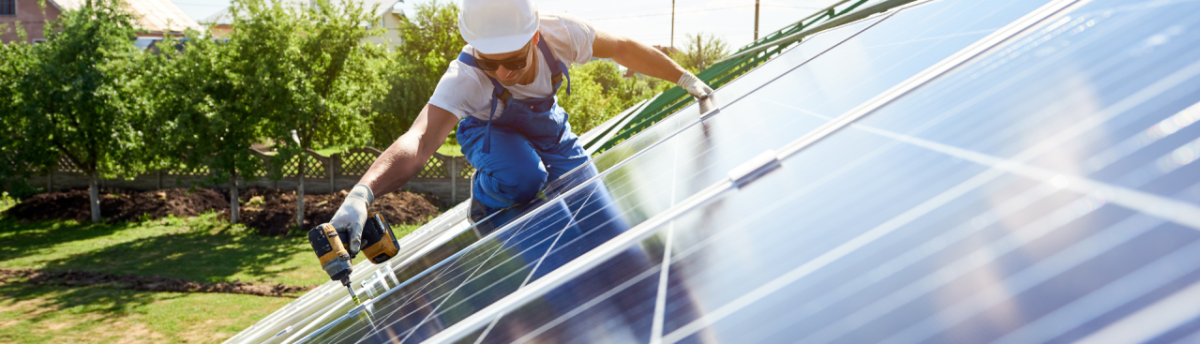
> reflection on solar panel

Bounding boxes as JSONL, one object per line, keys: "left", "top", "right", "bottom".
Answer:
{"left": 226, "top": 0, "right": 1200, "bottom": 342}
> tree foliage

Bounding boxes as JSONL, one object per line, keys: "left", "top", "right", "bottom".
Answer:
{"left": 672, "top": 33, "right": 730, "bottom": 73}
{"left": 10, "top": 0, "right": 154, "bottom": 222}
{"left": 557, "top": 61, "right": 672, "bottom": 134}
{"left": 0, "top": 30, "right": 38, "bottom": 197}
{"left": 370, "top": 0, "right": 466, "bottom": 146}
{"left": 231, "top": 0, "right": 389, "bottom": 227}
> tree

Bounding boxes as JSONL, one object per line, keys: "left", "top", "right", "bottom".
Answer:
{"left": 671, "top": 33, "right": 730, "bottom": 73}
{"left": 13, "top": 0, "right": 155, "bottom": 223}
{"left": 557, "top": 61, "right": 672, "bottom": 134}
{"left": 234, "top": 0, "right": 388, "bottom": 228}
{"left": 148, "top": 31, "right": 265, "bottom": 224}
{"left": 0, "top": 30, "right": 41, "bottom": 197}
{"left": 371, "top": 0, "right": 466, "bottom": 146}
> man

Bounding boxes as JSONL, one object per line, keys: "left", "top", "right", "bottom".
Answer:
{"left": 329, "top": 0, "right": 712, "bottom": 255}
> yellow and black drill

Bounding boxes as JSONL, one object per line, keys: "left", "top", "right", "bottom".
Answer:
{"left": 308, "top": 213, "right": 401, "bottom": 304}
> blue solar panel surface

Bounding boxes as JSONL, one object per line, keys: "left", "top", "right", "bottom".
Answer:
{"left": 419, "top": 0, "right": 1200, "bottom": 343}
{"left": 250, "top": 0, "right": 1200, "bottom": 342}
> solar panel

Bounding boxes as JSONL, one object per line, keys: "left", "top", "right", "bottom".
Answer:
{"left": 284, "top": 0, "right": 1054, "bottom": 342}
{"left": 230, "top": 0, "right": 1200, "bottom": 342}
{"left": 414, "top": 0, "right": 1200, "bottom": 343}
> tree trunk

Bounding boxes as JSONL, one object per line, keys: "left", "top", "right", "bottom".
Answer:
{"left": 230, "top": 169, "right": 239, "bottom": 224}
{"left": 296, "top": 155, "right": 305, "bottom": 229}
{"left": 89, "top": 172, "right": 100, "bottom": 223}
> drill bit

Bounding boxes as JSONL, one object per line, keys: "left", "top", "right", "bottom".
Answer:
{"left": 347, "top": 284, "right": 360, "bottom": 305}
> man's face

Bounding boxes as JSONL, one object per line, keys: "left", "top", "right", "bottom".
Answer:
{"left": 476, "top": 34, "right": 538, "bottom": 86}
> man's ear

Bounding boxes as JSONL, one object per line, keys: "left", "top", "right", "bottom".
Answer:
{"left": 532, "top": 31, "right": 540, "bottom": 46}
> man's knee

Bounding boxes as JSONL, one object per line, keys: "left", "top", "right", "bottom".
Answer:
{"left": 479, "top": 162, "right": 547, "bottom": 206}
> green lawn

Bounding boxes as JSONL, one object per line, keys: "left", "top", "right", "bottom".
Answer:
{"left": 0, "top": 209, "right": 422, "bottom": 343}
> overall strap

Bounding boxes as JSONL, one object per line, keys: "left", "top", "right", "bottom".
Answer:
{"left": 456, "top": 51, "right": 509, "bottom": 154}
{"left": 535, "top": 37, "right": 571, "bottom": 95}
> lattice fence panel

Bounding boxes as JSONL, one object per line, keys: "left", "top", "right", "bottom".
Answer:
{"left": 246, "top": 160, "right": 270, "bottom": 178}
{"left": 279, "top": 154, "right": 326, "bottom": 178}
{"left": 338, "top": 151, "right": 379, "bottom": 176}
{"left": 58, "top": 157, "right": 83, "bottom": 173}
{"left": 459, "top": 163, "right": 475, "bottom": 179}
{"left": 417, "top": 156, "right": 448, "bottom": 178}
{"left": 168, "top": 164, "right": 210, "bottom": 176}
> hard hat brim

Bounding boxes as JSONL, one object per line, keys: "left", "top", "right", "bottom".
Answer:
{"left": 470, "top": 32, "right": 537, "bottom": 55}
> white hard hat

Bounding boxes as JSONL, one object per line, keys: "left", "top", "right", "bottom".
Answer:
{"left": 458, "top": 0, "right": 539, "bottom": 54}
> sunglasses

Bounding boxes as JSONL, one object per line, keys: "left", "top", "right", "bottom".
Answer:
{"left": 474, "top": 43, "right": 533, "bottom": 71}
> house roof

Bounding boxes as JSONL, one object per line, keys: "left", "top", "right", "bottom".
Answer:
{"left": 50, "top": 0, "right": 201, "bottom": 33}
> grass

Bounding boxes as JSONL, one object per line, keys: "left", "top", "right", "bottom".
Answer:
{"left": 0, "top": 211, "right": 423, "bottom": 343}
{"left": 437, "top": 143, "right": 463, "bottom": 157}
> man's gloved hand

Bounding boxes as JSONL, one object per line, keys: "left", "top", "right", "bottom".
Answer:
{"left": 331, "top": 184, "right": 374, "bottom": 256}
{"left": 677, "top": 71, "right": 714, "bottom": 100}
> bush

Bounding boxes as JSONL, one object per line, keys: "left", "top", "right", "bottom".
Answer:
{"left": 558, "top": 61, "right": 672, "bottom": 134}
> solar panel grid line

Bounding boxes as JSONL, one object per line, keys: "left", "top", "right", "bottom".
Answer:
{"left": 326, "top": 172, "right": 674, "bottom": 343}
{"left": 900, "top": 10, "right": 1200, "bottom": 162}
{"left": 408, "top": 7, "right": 1046, "bottom": 330}
{"left": 657, "top": 0, "right": 1200, "bottom": 340}
{"left": 295, "top": 217, "right": 546, "bottom": 343}
{"left": 658, "top": 62, "right": 1200, "bottom": 340}
{"left": 375, "top": 216, "right": 562, "bottom": 343}
{"left": 860, "top": 126, "right": 1200, "bottom": 229}
{"left": 723, "top": 178, "right": 1065, "bottom": 342}
{"left": 586, "top": 11, "right": 890, "bottom": 170}
{"left": 986, "top": 215, "right": 1200, "bottom": 344}
{"left": 236, "top": 0, "right": 1161, "bottom": 340}
{"left": 647, "top": 224, "right": 675, "bottom": 344}
{"left": 390, "top": 213, "right": 569, "bottom": 343}
{"left": 775, "top": 0, "right": 1088, "bottom": 161}
{"left": 649, "top": 137, "right": 683, "bottom": 344}
{"left": 470, "top": 192, "right": 599, "bottom": 343}
{"left": 806, "top": 192, "right": 1117, "bottom": 344}
{"left": 1073, "top": 266, "right": 1200, "bottom": 344}
{"left": 273, "top": 209, "right": 474, "bottom": 343}
{"left": 434, "top": 0, "right": 1200, "bottom": 342}
{"left": 659, "top": 154, "right": 1012, "bottom": 343}
{"left": 420, "top": 179, "right": 738, "bottom": 344}
{"left": 328, "top": 44, "right": 902, "bottom": 340}
{"left": 511, "top": 266, "right": 665, "bottom": 344}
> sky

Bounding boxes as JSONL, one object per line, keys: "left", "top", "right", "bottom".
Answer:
{"left": 174, "top": 0, "right": 840, "bottom": 50}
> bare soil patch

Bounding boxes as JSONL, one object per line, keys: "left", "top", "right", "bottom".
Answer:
{"left": 0, "top": 268, "right": 313, "bottom": 297}
{"left": 239, "top": 187, "right": 444, "bottom": 236}
{"left": 3, "top": 188, "right": 229, "bottom": 223}
{"left": 1, "top": 187, "right": 443, "bottom": 236}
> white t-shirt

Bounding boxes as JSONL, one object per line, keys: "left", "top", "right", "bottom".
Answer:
{"left": 429, "top": 13, "right": 596, "bottom": 120}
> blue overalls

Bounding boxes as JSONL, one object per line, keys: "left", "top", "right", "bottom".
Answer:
{"left": 456, "top": 36, "right": 589, "bottom": 214}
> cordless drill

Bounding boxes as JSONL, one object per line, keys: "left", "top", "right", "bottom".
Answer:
{"left": 308, "top": 212, "right": 401, "bottom": 304}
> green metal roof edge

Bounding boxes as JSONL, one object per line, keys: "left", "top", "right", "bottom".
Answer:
{"left": 593, "top": 0, "right": 920, "bottom": 154}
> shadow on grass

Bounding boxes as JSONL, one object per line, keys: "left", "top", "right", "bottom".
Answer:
{"left": 0, "top": 217, "right": 136, "bottom": 263}
{"left": 0, "top": 282, "right": 184, "bottom": 320}
{"left": 38, "top": 226, "right": 311, "bottom": 284}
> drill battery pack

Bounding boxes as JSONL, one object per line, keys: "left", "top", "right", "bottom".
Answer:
{"left": 359, "top": 212, "right": 401, "bottom": 264}
{"left": 308, "top": 212, "right": 402, "bottom": 284}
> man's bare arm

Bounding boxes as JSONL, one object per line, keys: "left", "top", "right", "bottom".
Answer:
{"left": 591, "top": 29, "right": 688, "bottom": 83}
{"left": 358, "top": 104, "right": 459, "bottom": 196}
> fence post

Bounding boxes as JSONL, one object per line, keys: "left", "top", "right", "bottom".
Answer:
{"left": 329, "top": 153, "right": 336, "bottom": 193}
{"left": 448, "top": 157, "right": 457, "bottom": 204}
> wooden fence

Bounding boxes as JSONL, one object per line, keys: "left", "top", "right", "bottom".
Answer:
{"left": 24, "top": 148, "right": 476, "bottom": 206}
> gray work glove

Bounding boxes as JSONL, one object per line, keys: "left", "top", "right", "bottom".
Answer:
{"left": 331, "top": 184, "right": 374, "bottom": 256}
{"left": 677, "top": 71, "right": 714, "bottom": 100}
